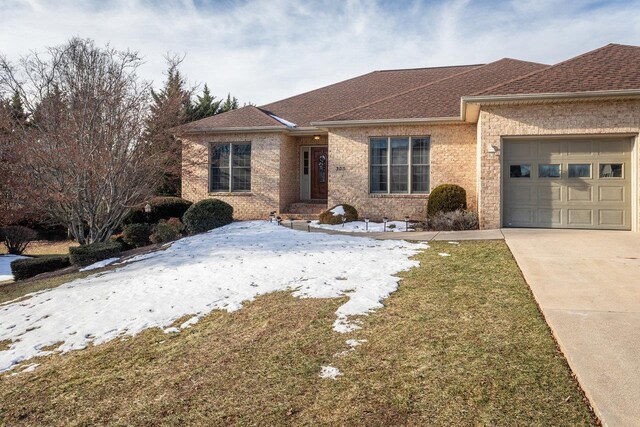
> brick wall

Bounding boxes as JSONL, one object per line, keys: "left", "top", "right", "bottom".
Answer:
{"left": 328, "top": 124, "right": 477, "bottom": 221}
{"left": 478, "top": 99, "right": 640, "bottom": 229}
{"left": 181, "top": 132, "right": 286, "bottom": 220}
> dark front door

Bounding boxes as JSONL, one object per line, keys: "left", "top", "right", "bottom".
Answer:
{"left": 310, "top": 147, "right": 328, "bottom": 199}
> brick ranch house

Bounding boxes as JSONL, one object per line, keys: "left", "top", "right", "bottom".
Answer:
{"left": 174, "top": 44, "right": 640, "bottom": 231}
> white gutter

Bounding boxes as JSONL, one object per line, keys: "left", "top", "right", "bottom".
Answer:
{"left": 461, "top": 89, "right": 640, "bottom": 122}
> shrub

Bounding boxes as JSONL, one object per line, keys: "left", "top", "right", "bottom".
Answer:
{"left": 427, "top": 209, "right": 479, "bottom": 231}
{"left": 427, "top": 184, "right": 467, "bottom": 217}
{"left": 123, "top": 197, "right": 193, "bottom": 225}
{"left": 123, "top": 223, "right": 153, "bottom": 248}
{"left": 182, "top": 199, "right": 233, "bottom": 234}
{"left": 0, "top": 226, "right": 37, "bottom": 255}
{"left": 318, "top": 204, "right": 358, "bottom": 225}
{"left": 150, "top": 218, "right": 186, "bottom": 244}
{"left": 69, "top": 242, "right": 122, "bottom": 267}
{"left": 11, "top": 255, "right": 71, "bottom": 281}
{"left": 110, "top": 233, "right": 134, "bottom": 251}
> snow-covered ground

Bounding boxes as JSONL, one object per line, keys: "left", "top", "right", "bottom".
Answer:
{"left": 0, "top": 255, "right": 29, "bottom": 282}
{"left": 312, "top": 220, "right": 411, "bottom": 233}
{"left": 0, "top": 221, "right": 426, "bottom": 372}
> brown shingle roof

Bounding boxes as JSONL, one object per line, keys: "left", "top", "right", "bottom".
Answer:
{"left": 321, "top": 59, "right": 547, "bottom": 122}
{"left": 178, "top": 105, "right": 286, "bottom": 132}
{"left": 259, "top": 64, "right": 483, "bottom": 127}
{"left": 478, "top": 44, "right": 640, "bottom": 96}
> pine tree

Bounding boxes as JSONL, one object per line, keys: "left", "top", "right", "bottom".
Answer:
{"left": 9, "top": 91, "right": 27, "bottom": 125}
{"left": 219, "top": 93, "right": 239, "bottom": 113}
{"left": 190, "top": 84, "right": 222, "bottom": 121}
{"left": 145, "top": 57, "right": 193, "bottom": 196}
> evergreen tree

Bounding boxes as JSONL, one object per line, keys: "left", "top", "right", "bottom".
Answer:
{"left": 219, "top": 93, "right": 239, "bottom": 113}
{"left": 145, "top": 57, "right": 193, "bottom": 196}
{"left": 9, "top": 90, "right": 27, "bottom": 125}
{"left": 190, "top": 84, "right": 222, "bottom": 121}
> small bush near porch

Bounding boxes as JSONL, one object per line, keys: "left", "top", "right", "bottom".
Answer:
{"left": 0, "top": 241, "right": 595, "bottom": 426}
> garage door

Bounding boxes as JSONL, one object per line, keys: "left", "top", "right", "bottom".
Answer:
{"left": 503, "top": 138, "right": 632, "bottom": 230}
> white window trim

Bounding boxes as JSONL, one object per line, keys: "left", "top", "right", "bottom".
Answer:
{"left": 208, "top": 141, "right": 252, "bottom": 193}
{"left": 369, "top": 136, "right": 430, "bottom": 194}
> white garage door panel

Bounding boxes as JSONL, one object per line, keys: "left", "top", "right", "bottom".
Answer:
{"left": 503, "top": 138, "right": 632, "bottom": 230}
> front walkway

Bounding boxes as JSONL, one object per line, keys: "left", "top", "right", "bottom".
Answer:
{"left": 291, "top": 221, "right": 504, "bottom": 241}
{"left": 504, "top": 229, "right": 640, "bottom": 427}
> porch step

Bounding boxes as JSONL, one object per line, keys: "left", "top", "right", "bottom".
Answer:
{"left": 281, "top": 202, "right": 328, "bottom": 220}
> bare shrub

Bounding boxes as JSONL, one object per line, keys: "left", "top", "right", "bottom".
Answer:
{"left": 0, "top": 225, "right": 37, "bottom": 255}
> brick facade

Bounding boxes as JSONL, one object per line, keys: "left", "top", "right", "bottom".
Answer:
{"left": 328, "top": 124, "right": 477, "bottom": 220}
{"left": 478, "top": 99, "right": 640, "bottom": 229}
{"left": 181, "top": 132, "right": 286, "bottom": 220}
{"left": 181, "top": 100, "right": 639, "bottom": 229}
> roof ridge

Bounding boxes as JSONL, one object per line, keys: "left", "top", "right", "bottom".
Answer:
{"left": 259, "top": 71, "right": 378, "bottom": 109}
{"left": 318, "top": 59, "right": 535, "bottom": 122}
{"left": 472, "top": 44, "right": 621, "bottom": 96}
{"left": 375, "top": 63, "right": 485, "bottom": 73}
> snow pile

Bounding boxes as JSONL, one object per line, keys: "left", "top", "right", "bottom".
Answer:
{"left": 312, "top": 220, "right": 410, "bottom": 233}
{"left": 268, "top": 114, "right": 297, "bottom": 128}
{"left": 78, "top": 257, "right": 119, "bottom": 272}
{"left": 438, "top": 253, "right": 451, "bottom": 257}
{"left": 0, "top": 221, "right": 425, "bottom": 371}
{"left": 331, "top": 205, "right": 346, "bottom": 216}
{"left": 319, "top": 365, "right": 342, "bottom": 379}
{"left": 0, "top": 255, "right": 29, "bottom": 282}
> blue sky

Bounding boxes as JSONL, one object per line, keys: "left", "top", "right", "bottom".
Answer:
{"left": 1, "top": 0, "right": 640, "bottom": 105}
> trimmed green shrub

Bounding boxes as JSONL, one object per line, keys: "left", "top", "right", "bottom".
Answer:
{"left": 123, "top": 223, "right": 153, "bottom": 248}
{"left": 0, "top": 226, "right": 37, "bottom": 255}
{"left": 318, "top": 204, "right": 358, "bottom": 225}
{"left": 69, "top": 242, "right": 122, "bottom": 267}
{"left": 123, "top": 197, "right": 193, "bottom": 225}
{"left": 150, "top": 218, "right": 186, "bottom": 244}
{"left": 427, "top": 209, "right": 479, "bottom": 231}
{"left": 427, "top": 184, "right": 467, "bottom": 217}
{"left": 182, "top": 199, "right": 233, "bottom": 234}
{"left": 11, "top": 255, "right": 71, "bottom": 281}
{"left": 110, "top": 233, "right": 134, "bottom": 251}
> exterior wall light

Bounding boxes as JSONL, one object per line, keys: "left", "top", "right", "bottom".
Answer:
{"left": 269, "top": 211, "right": 276, "bottom": 222}
{"left": 314, "top": 135, "right": 321, "bottom": 140}
{"left": 487, "top": 144, "right": 500, "bottom": 157}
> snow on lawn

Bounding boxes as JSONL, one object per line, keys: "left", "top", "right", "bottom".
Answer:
{"left": 78, "top": 257, "right": 119, "bottom": 272}
{"left": 0, "top": 221, "right": 426, "bottom": 372}
{"left": 0, "top": 255, "right": 29, "bottom": 282}
{"left": 312, "top": 220, "right": 410, "bottom": 233}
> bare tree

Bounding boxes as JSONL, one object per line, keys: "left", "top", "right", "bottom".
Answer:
{"left": 0, "top": 38, "right": 163, "bottom": 244}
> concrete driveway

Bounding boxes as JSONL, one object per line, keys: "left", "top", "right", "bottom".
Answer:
{"left": 503, "top": 229, "right": 640, "bottom": 427}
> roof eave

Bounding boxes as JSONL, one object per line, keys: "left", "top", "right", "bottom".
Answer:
{"left": 310, "top": 117, "right": 464, "bottom": 128}
{"left": 461, "top": 89, "right": 640, "bottom": 122}
{"left": 173, "top": 126, "right": 288, "bottom": 136}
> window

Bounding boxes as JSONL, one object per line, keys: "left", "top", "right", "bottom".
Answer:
{"left": 568, "top": 163, "right": 591, "bottom": 178}
{"left": 369, "top": 136, "right": 430, "bottom": 194}
{"left": 303, "top": 151, "right": 309, "bottom": 175}
{"left": 209, "top": 142, "right": 251, "bottom": 192}
{"left": 510, "top": 165, "right": 531, "bottom": 178}
{"left": 539, "top": 164, "right": 560, "bottom": 178}
{"left": 599, "top": 163, "right": 623, "bottom": 178}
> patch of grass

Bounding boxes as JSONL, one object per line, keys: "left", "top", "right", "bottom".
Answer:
{"left": 0, "top": 241, "right": 597, "bottom": 426}
{"left": 0, "top": 240, "right": 77, "bottom": 256}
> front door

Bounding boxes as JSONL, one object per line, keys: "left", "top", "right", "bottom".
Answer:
{"left": 310, "top": 147, "right": 328, "bottom": 199}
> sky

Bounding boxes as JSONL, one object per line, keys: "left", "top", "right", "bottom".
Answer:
{"left": 1, "top": 0, "right": 640, "bottom": 105}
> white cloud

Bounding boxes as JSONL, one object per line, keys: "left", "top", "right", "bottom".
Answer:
{"left": 0, "top": 0, "right": 639, "bottom": 105}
